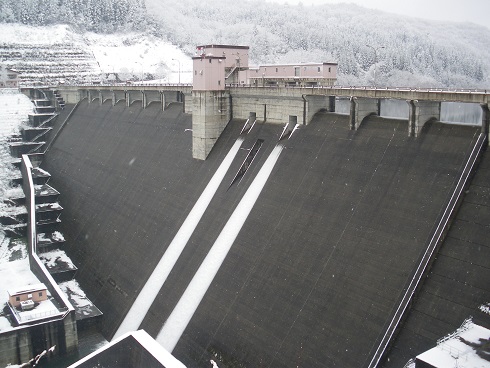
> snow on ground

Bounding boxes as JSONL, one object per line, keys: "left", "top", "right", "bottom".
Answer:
{"left": 0, "top": 237, "right": 27, "bottom": 264}
{"left": 0, "top": 24, "right": 78, "bottom": 45}
{"left": 12, "top": 298, "right": 61, "bottom": 324}
{"left": 0, "top": 89, "right": 34, "bottom": 197}
{"left": 0, "top": 89, "right": 33, "bottom": 253}
{"left": 83, "top": 32, "right": 192, "bottom": 83}
{"left": 36, "top": 202, "right": 62, "bottom": 211}
{"left": 58, "top": 280, "right": 91, "bottom": 308}
{"left": 417, "top": 320, "right": 490, "bottom": 367}
{"left": 0, "top": 259, "right": 40, "bottom": 296}
{"left": 0, "top": 233, "right": 12, "bottom": 264}
{"left": 480, "top": 302, "right": 490, "bottom": 315}
{"left": 39, "top": 249, "right": 76, "bottom": 270}
{"left": 0, "top": 258, "right": 44, "bottom": 332}
{"left": 1, "top": 23, "right": 193, "bottom": 84}
{"left": 58, "top": 279, "right": 103, "bottom": 321}
{"left": 52, "top": 231, "right": 65, "bottom": 242}
{"left": 0, "top": 24, "right": 101, "bottom": 84}
{"left": 3, "top": 186, "right": 24, "bottom": 200}
{"left": 37, "top": 231, "right": 65, "bottom": 245}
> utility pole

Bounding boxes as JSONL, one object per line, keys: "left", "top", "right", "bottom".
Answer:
{"left": 172, "top": 58, "right": 181, "bottom": 84}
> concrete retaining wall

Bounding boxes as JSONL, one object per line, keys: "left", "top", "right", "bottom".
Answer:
{"left": 192, "top": 90, "right": 231, "bottom": 159}
{"left": 232, "top": 94, "right": 304, "bottom": 124}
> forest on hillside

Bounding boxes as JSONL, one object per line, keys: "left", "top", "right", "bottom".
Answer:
{"left": 0, "top": 0, "right": 148, "bottom": 33}
{"left": 146, "top": 0, "right": 490, "bottom": 88}
{"left": 1, "top": 0, "right": 489, "bottom": 88}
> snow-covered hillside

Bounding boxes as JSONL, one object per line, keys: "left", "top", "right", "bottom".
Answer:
{"left": 0, "top": 23, "right": 192, "bottom": 85}
{"left": 1, "top": 0, "right": 490, "bottom": 88}
{"left": 84, "top": 32, "right": 192, "bottom": 83}
{"left": 146, "top": 0, "right": 490, "bottom": 88}
{"left": 0, "top": 89, "right": 33, "bottom": 254}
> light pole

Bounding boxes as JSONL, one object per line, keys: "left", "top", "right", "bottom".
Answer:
{"left": 366, "top": 45, "right": 384, "bottom": 87}
{"left": 172, "top": 58, "right": 181, "bottom": 84}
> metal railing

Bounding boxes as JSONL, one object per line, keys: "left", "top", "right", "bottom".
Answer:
{"left": 437, "top": 317, "right": 473, "bottom": 346}
{"left": 366, "top": 132, "right": 487, "bottom": 367}
{"left": 21, "top": 155, "right": 75, "bottom": 313}
{"left": 226, "top": 83, "right": 489, "bottom": 94}
{"left": 9, "top": 302, "right": 69, "bottom": 324}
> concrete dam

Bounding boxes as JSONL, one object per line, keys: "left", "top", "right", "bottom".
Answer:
{"left": 40, "top": 97, "right": 489, "bottom": 367}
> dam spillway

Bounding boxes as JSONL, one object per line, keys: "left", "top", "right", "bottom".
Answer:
{"left": 41, "top": 99, "right": 484, "bottom": 367}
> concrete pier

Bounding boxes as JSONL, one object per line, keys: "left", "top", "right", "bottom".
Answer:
{"left": 349, "top": 96, "right": 379, "bottom": 130}
{"left": 192, "top": 90, "right": 231, "bottom": 160}
{"left": 408, "top": 100, "right": 441, "bottom": 137}
{"left": 481, "top": 103, "right": 489, "bottom": 142}
{"left": 304, "top": 95, "right": 333, "bottom": 124}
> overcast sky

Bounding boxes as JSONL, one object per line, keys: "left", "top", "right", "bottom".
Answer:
{"left": 264, "top": 0, "right": 490, "bottom": 29}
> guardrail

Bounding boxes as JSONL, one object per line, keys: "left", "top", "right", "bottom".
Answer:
{"left": 26, "top": 83, "right": 489, "bottom": 94}
{"left": 366, "top": 132, "right": 487, "bottom": 367}
{"left": 227, "top": 84, "right": 490, "bottom": 93}
{"left": 9, "top": 302, "right": 69, "bottom": 323}
{"left": 436, "top": 317, "right": 473, "bottom": 346}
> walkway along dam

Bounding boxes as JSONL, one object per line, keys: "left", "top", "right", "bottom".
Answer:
{"left": 28, "top": 83, "right": 490, "bottom": 367}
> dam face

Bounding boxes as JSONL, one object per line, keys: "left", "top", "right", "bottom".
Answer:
{"left": 42, "top": 99, "right": 481, "bottom": 367}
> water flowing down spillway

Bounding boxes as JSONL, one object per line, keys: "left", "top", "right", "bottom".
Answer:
{"left": 113, "top": 137, "right": 245, "bottom": 340}
{"left": 441, "top": 102, "right": 482, "bottom": 125}
{"left": 156, "top": 144, "right": 284, "bottom": 351}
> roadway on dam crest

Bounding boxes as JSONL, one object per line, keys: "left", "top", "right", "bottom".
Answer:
{"left": 42, "top": 100, "right": 480, "bottom": 367}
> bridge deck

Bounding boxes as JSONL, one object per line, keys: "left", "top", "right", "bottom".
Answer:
{"left": 51, "top": 84, "right": 490, "bottom": 104}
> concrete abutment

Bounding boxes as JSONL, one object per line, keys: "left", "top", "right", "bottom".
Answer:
{"left": 350, "top": 97, "right": 379, "bottom": 130}
{"left": 481, "top": 103, "right": 490, "bottom": 143}
{"left": 304, "top": 95, "right": 334, "bottom": 124}
{"left": 408, "top": 100, "right": 441, "bottom": 137}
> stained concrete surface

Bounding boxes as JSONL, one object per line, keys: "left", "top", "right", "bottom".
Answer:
{"left": 42, "top": 101, "right": 481, "bottom": 367}
{"left": 157, "top": 114, "right": 479, "bottom": 368}
{"left": 381, "top": 147, "right": 490, "bottom": 368}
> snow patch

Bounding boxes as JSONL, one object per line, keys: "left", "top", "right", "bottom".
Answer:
{"left": 479, "top": 302, "right": 490, "bottom": 315}
{"left": 58, "top": 280, "right": 91, "bottom": 308}
{"left": 39, "top": 249, "right": 76, "bottom": 270}
{"left": 83, "top": 32, "right": 192, "bottom": 83}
